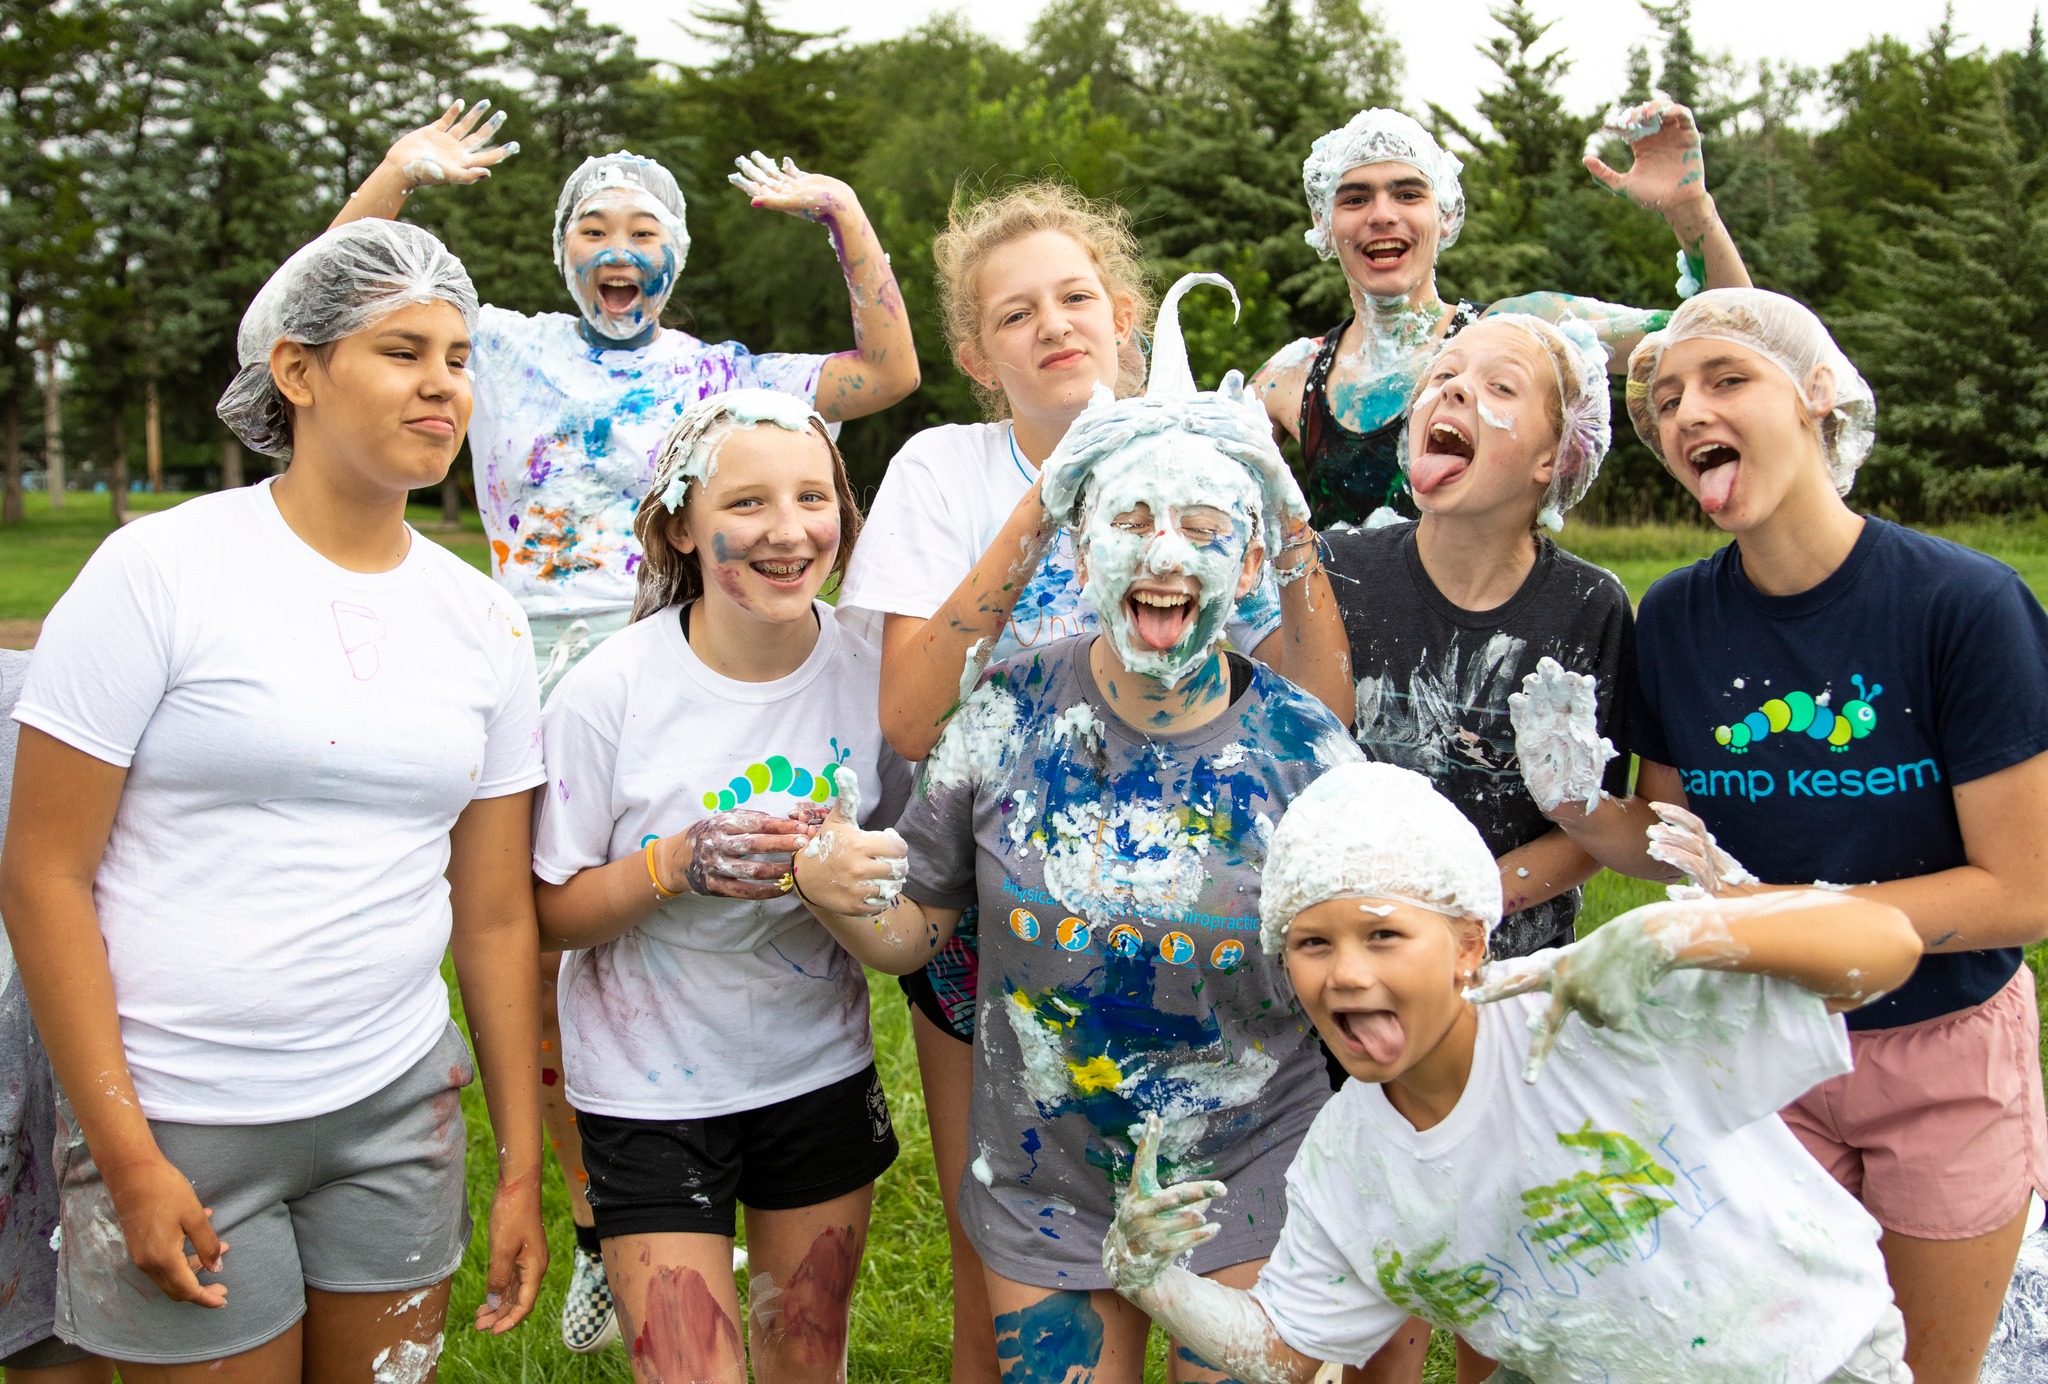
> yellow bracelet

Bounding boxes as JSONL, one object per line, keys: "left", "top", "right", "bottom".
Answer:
{"left": 646, "top": 840, "right": 680, "bottom": 901}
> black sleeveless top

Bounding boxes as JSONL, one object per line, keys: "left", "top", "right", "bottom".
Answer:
{"left": 1298, "top": 301, "right": 1485, "bottom": 528}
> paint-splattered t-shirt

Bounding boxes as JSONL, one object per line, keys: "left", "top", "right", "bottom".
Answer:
{"left": 1252, "top": 972, "right": 1895, "bottom": 1379}
{"left": 532, "top": 602, "right": 912, "bottom": 1119}
{"left": 895, "top": 634, "right": 1361, "bottom": 1289}
{"left": 468, "top": 307, "right": 827, "bottom": 619}
{"left": 1326, "top": 522, "right": 1633, "bottom": 958}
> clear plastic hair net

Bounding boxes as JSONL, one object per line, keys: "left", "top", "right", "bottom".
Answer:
{"left": 1259, "top": 761, "right": 1503, "bottom": 954}
{"left": 552, "top": 153, "right": 690, "bottom": 340}
{"left": 215, "top": 220, "right": 479, "bottom": 458}
{"left": 1625, "top": 288, "right": 1876, "bottom": 494}
{"left": 1302, "top": 108, "right": 1466, "bottom": 259}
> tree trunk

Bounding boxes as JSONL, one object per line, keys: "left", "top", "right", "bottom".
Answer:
{"left": 220, "top": 428, "right": 243, "bottom": 489}
{"left": 109, "top": 404, "right": 128, "bottom": 526}
{"left": 40, "top": 341, "right": 63, "bottom": 509}
{"left": 144, "top": 374, "right": 162, "bottom": 493}
{"left": 441, "top": 468, "right": 461, "bottom": 524}
{"left": 1, "top": 391, "right": 19, "bottom": 524}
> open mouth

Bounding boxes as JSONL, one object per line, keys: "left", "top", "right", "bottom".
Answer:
{"left": 1329, "top": 1008, "right": 1406, "bottom": 1066}
{"left": 1126, "top": 587, "right": 1197, "bottom": 652}
{"left": 597, "top": 275, "right": 640, "bottom": 314}
{"left": 751, "top": 556, "right": 812, "bottom": 587}
{"left": 1686, "top": 441, "right": 1742, "bottom": 514}
{"left": 1360, "top": 238, "right": 1411, "bottom": 268}
{"left": 1410, "top": 420, "right": 1476, "bottom": 496}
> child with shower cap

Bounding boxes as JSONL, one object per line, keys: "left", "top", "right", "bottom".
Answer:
{"left": 334, "top": 102, "right": 919, "bottom": 1352}
{"left": 794, "top": 275, "right": 1363, "bottom": 1384}
{"left": 1253, "top": 101, "right": 1753, "bottom": 526}
{"left": 1536, "top": 286, "right": 2048, "bottom": 1382}
{"left": 1098, "top": 758, "right": 1921, "bottom": 1383}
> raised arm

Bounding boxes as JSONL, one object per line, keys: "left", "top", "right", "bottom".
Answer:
{"left": 730, "top": 153, "right": 920, "bottom": 422}
{"left": 331, "top": 99, "right": 517, "bottom": 230}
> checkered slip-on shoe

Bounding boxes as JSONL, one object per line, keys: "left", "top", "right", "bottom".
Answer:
{"left": 561, "top": 1244, "right": 620, "bottom": 1354}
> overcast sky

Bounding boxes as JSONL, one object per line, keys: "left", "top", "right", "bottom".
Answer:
{"left": 470, "top": 0, "right": 2035, "bottom": 128}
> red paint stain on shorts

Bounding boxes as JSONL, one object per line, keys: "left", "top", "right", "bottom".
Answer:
{"left": 634, "top": 1265, "right": 741, "bottom": 1384}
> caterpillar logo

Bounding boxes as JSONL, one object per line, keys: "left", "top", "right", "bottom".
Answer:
{"left": 1716, "top": 676, "right": 1882, "bottom": 755}
{"left": 699, "top": 742, "right": 855, "bottom": 811}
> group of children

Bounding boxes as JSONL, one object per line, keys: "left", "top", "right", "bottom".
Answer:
{"left": 0, "top": 84, "right": 2041, "bottom": 1384}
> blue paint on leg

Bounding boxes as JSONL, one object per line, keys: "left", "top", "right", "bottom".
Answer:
{"left": 1176, "top": 1343, "right": 1249, "bottom": 1384}
{"left": 993, "top": 1292, "right": 1105, "bottom": 1384}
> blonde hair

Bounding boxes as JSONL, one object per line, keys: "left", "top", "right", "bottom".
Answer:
{"left": 933, "top": 181, "right": 1155, "bottom": 419}
{"left": 628, "top": 415, "right": 863, "bottom": 622}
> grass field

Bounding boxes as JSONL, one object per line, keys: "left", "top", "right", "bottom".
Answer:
{"left": 4, "top": 492, "right": 2045, "bottom": 1378}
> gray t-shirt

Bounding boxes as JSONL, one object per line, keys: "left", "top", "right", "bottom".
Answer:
{"left": 0, "top": 648, "right": 62, "bottom": 1356}
{"left": 897, "top": 635, "right": 1363, "bottom": 1289}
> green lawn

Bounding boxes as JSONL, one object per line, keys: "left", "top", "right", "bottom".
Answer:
{"left": 5, "top": 494, "right": 2047, "bottom": 1378}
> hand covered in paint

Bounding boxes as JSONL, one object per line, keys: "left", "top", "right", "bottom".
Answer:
{"left": 663, "top": 811, "right": 814, "bottom": 901}
{"left": 383, "top": 98, "right": 517, "bottom": 189}
{"left": 101, "top": 1151, "right": 228, "bottom": 1308}
{"left": 729, "top": 152, "right": 857, "bottom": 226}
{"left": 1103, "top": 1114, "right": 1229, "bottom": 1295}
{"left": 1645, "top": 801, "right": 1760, "bottom": 896}
{"left": 1584, "top": 99, "right": 1708, "bottom": 217}
{"left": 1466, "top": 903, "right": 1692, "bottom": 1082}
{"left": 1508, "top": 657, "right": 1615, "bottom": 817}
{"left": 790, "top": 768, "right": 910, "bottom": 917}
{"left": 476, "top": 1170, "right": 545, "bottom": 1334}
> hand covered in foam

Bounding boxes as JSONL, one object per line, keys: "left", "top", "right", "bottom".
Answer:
{"left": 1645, "top": 801, "right": 1759, "bottom": 895}
{"left": 1102, "top": 1114, "right": 1228, "bottom": 1294}
{"left": 1508, "top": 657, "right": 1615, "bottom": 816}
{"left": 729, "top": 152, "right": 855, "bottom": 225}
{"left": 1583, "top": 99, "right": 1706, "bottom": 218}
{"left": 671, "top": 811, "right": 814, "bottom": 901}
{"left": 791, "top": 768, "right": 910, "bottom": 917}
{"left": 383, "top": 99, "right": 517, "bottom": 189}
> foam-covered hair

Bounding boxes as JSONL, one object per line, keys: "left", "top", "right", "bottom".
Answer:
{"left": 1302, "top": 109, "right": 1466, "bottom": 259}
{"left": 552, "top": 151, "right": 690, "bottom": 276}
{"left": 1260, "top": 761, "right": 1503, "bottom": 953}
{"left": 216, "top": 220, "right": 479, "bottom": 458}
{"left": 1039, "top": 273, "right": 1309, "bottom": 559}
{"left": 645, "top": 387, "right": 823, "bottom": 515}
{"left": 1626, "top": 288, "right": 1876, "bottom": 494}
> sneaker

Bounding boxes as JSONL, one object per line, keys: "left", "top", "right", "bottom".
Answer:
{"left": 561, "top": 1244, "right": 619, "bottom": 1354}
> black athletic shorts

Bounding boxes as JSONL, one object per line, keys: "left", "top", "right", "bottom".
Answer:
{"left": 575, "top": 1064, "right": 898, "bottom": 1240}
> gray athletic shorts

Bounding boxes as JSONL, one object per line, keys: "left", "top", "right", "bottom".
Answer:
{"left": 52, "top": 1022, "right": 474, "bottom": 1365}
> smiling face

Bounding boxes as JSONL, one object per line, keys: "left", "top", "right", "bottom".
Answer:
{"left": 1407, "top": 320, "right": 1561, "bottom": 524}
{"left": 668, "top": 423, "right": 842, "bottom": 624}
{"left": 1284, "top": 896, "right": 1486, "bottom": 1084}
{"left": 565, "top": 196, "right": 680, "bottom": 341}
{"left": 1648, "top": 337, "right": 1836, "bottom": 532}
{"left": 271, "top": 300, "right": 472, "bottom": 493}
{"left": 963, "top": 229, "right": 1134, "bottom": 428}
{"left": 1074, "top": 440, "right": 1263, "bottom": 688}
{"left": 1326, "top": 161, "right": 1440, "bottom": 301}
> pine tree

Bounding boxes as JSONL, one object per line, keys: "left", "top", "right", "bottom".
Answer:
{"left": 2003, "top": 11, "right": 2048, "bottom": 162}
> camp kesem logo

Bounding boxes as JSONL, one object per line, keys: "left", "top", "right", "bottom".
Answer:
{"left": 1715, "top": 675, "right": 1882, "bottom": 755}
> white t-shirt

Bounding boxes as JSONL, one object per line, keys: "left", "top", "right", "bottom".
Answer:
{"left": 468, "top": 306, "right": 828, "bottom": 619}
{"left": 837, "top": 421, "right": 1282, "bottom": 659}
{"left": 14, "top": 481, "right": 544, "bottom": 1124}
{"left": 1251, "top": 971, "right": 1893, "bottom": 1382}
{"left": 531, "top": 603, "right": 911, "bottom": 1119}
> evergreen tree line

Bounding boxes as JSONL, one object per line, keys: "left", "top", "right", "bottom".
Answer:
{"left": 2, "top": 0, "right": 2043, "bottom": 525}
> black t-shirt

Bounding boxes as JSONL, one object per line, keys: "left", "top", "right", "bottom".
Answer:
{"left": 1627, "top": 518, "right": 2048, "bottom": 1030}
{"left": 1325, "top": 523, "right": 1635, "bottom": 957}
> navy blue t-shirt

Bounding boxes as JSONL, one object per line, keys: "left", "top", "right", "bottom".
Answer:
{"left": 1627, "top": 518, "right": 2048, "bottom": 1030}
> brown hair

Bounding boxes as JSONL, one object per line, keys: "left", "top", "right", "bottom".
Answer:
{"left": 933, "top": 181, "right": 1155, "bottom": 419}
{"left": 628, "top": 416, "right": 862, "bottom": 622}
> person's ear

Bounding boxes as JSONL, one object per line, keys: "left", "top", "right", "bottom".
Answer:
{"left": 1453, "top": 918, "right": 1488, "bottom": 988}
{"left": 665, "top": 508, "right": 696, "bottom": 556}
{"left": 270, "top": 340, "right": 318, "bottom": 410}
{"left": 1803, "top": 364, "right": 1838, "bottom": 422}
{"left": 1111, "top": 290, "right": 1139, "bottom": 345}
{"left": 1529, "top": 445, "right": 1559, "bottom": 489}
{"left": 955, "top": 339, "right": 997, "bottom": 392}
{"left": 1235, "top": 538, "right": 1265, "bottom": 600}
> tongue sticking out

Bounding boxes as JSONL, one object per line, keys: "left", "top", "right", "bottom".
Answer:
{"left": 1698, "top": 459, "right": 1740, "bottom": 514}
{"left": 1346, "top": 1010, "right": 1406, "bottom": 1066}
{"left": 598, "top": 283, "right": 639, "bottom": 313}
{"left": 1129, "top": 596, "right": 1195, "bottom": 652}
{"left": 1409, "top": 449, "right": 1469, "bottom": 498}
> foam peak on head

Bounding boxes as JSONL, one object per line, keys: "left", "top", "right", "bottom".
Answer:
{"left": 646, "top": 388, "right": 822, "bottom": 514}
{"left": 1302, "top": 109, "right": 1466, "bottom": 259}
{"left": 1259, "top": 761, "right": 1503, "bottom": 954}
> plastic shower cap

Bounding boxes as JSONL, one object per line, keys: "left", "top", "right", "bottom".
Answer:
{"left": 1259, "top": 761, "right": 1503, "bottom": 955}
{"left": 1302, "top": 109, "right": 1466, "bottom": 259}
{"left": 1040, "top": 272, "right": 1310, "bottom": 562}
{"left": 552, "top": 152, "right": 690, "bottom": 274}
{"left": 1625, "top": 288, "right": 1876, "bottom": 494}
{"left": 215, "top": 219, "right": 479, "bottom": 458}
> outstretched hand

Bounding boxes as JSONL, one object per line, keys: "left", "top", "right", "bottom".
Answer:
{"left": 1508, "top": 656, "right": 1615, "bottom": 816}
{"left": 1584, "top": 99, "right": 1707, "bottom": 217}
{"left": 791, "top": 768, "right": 910, "bottom": 917}
{"left": 729, "top": 152, "right": 856, "bottom": 226}
{"left": 384, "top": 99, "right": 517, "bottom": 189}
{"left": 1102, "top": 1114, "right": 1228, "bottom": 1295}
{"left": 1645, "top": 801, "right": 1759, "bottom": 895}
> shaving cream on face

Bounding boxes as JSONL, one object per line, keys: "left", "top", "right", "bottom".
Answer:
{"left": 648, "top": 388, "right": 822, "bottom": 514}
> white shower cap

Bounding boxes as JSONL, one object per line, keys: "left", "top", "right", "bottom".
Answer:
{"left": 552, "top": 151, "right": 690, "bottom": 275}
{"left": 1259, "top": 761, "right": 1503, "bottom": 954}
{"left": 216, "top": 220, "right": 479, "bottom": 458}
{"left": 1626, "top": 288, "right": 1876, "bottom": 494}
{"left": 1302, "top": 109, "right": 1466, "bottom": 259}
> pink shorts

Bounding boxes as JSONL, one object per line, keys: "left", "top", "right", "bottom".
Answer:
{"left": 1784, "top": 963, "right": 2048, "bottom": 1240}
